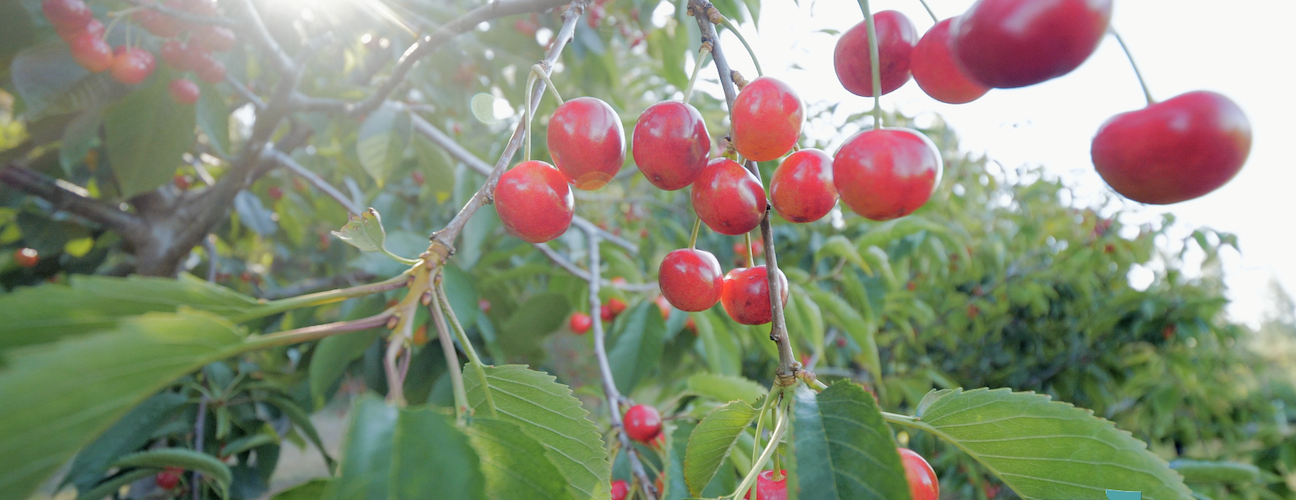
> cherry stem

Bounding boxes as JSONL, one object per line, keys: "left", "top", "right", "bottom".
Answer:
{"left": 718, "top": 16, "right": 763, "bottom": 77}
{"left": 530, "top": 63, "right": 565, "bottom": 104}
{"left": 523, "top": 71, "right": 538, "bottom": 161}
{"left": 682, "top": 46, "right": 713, "bottom": 104}
{"left": 858, "top": 0, "right": 885, "bottom": 129}
{"left": 915, "top": 0, "right": 938, "bottom": 23}
{"left": 732, "top": 390, "right": 790, "bottom": 499}
{"left": 744, "top": 232, "right": 754, "bottom": 266}
{"left": 1109, "top": 28, "right": 1155, "bottom": 106}
{"left": 429, "top": 278, "right": 469, "bottom": 419}
{"left": 435, "top": 280, "right": 499, "bottom": 418}
{"left": 688, "top": 217, "right": 702, "bottom": 249}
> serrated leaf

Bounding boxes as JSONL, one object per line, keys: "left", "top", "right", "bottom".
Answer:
{"left": 684, "top": 399, "right": 759, "bottom": 496}
{"left": 112, "top": 448, "right": 233, "bottom": 488}
{"left": 607, "top": 300, "right": 666, "bottom": 393}
{"left": 686, "top": 373, "right": 766, "bottom": 404}
{"left": 816, "top": 235, "right": 871, "bottom": 275}
{"left": 63, "top": 391, "right": 190, "bottom": 492}
{"left": 59, "top": 108, "right": 101, "bottom": 175}
{"left": 332, "top": 208, "right": 388, "bottom": 253}
{"left": 791, "top": 383, "right": 910, "bottom": 500}
{"left": 1169, "top": 459, "right": 1260, "bottom": 485}
{"left": 466, "top": 418, "right": 577, "bottom": 500}
{"left": 464, "top": 365, "right": 611, "bottom": 500}
{"left": 809, "top": 291, "right": 880, "bottom": 384}
{"left": 104, "top": 76, "right": 196, "bottom": 198}
{"left": 357, "top": 102, "right": 412, "bottom": 186}
{"left": 911, "top": 388, "right": 1195, "bottom": 500}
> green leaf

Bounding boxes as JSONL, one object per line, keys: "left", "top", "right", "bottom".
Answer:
{"left": 195, "top": 79, "right": 229, "bottom": 156}
{"left": 104, "top": 76, "right": 196, "bottom": 198}
{"left": 112, "top": 448, "right": 233, "bottom": 488}
{"left": 331, "top": 208, "right": 418, "bottom": 263}
{"left": 264, "top": 395, "right": 337, "bottom": 473}
{"left": 694, "top": 311, "right": 741, "bottom": 376}
{"left": 684, "top": 399, "right": 759, "bottom": 497}
{"left": 816, "top": 235, "right": 871, "bottom": 275}
{"left": 607, "top": 300, "right": 667, "bottom": 393}
{"left": 0, "top": 311, "right": 247, "bottom": 500}
{"left": 791, "top": 383, "right": 910, "bottom": 500}
{"left": 356, "top": 101, "right": 413, "bottom": 186}
{"left": 272, "top": 479, "right": 332, "bottom": 500}
{"left": 809, "top": 291, "right": 880, "bottom": 384}
{"left": 498, "top": 293, "right": 570, "bottom": 362}
{"left": 910, "top": 388, "right": 1195, "bottom": 500}
{"left": 464, "top": 365, "right": 611, "bottom": 500}
{"left": 789, "top": 285, "right": 825, "bottom": 361}
{"left": 1169, "top": 459, "right": 1260, "bottom": 485}
{"left": 234, "top": 190, "right": 277, "bottom": 236}
{"left": 466, "top": 418, "right": 577, "bottom": 500}
{"left": 686, "top": 373, "right": 766, "bottom": 404}
{"left": 59, "top": 108, "right": 101, "bottom": 175}
{"left": 76, "top": 468, "right": 159, "bottom": 500}
{"left": 412, "top": 133, "right": 455, "bottom": 202}
{"left": 63, "top": 391, "right": 190, "bottom": 492}
{"left": 310, "top": 329, "right": 379, "bottom": 406}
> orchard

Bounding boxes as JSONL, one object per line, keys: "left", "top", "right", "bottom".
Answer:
{"left": 0, "top": 0, "right": 1291, "bottom": 499}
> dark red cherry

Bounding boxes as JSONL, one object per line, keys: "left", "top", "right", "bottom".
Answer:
{"left": 769, "top": 148, "right": 837, "bottom": 223}
{"left": 547, "top": 96, "right": 626, "bottom": 190}
{"left": 169, "top": 79, "right": 201, "bottom": 104}
{"left": 133, "top": 9, "right": 182, "bottom": 38}
{"left": 833, "top": 128, "right": 941, "bottom": 221}
{"left": 658, "top": 248, "right": 724, "bottom": 312}
{"left": 833, "top": 10, "right": 918, "bottom": 97}
{"left": 110, "top": 47, "right": 156, "bottom": 85}
{"left": 898, "top": 448, "right": 939, "bottom": 500}
{"left": 68, "top": 33, "right": 112, "bottom": 72}
{"left": 42, "top": 0, "right": 93, "bottom": 34}
{"left": 731, "top": 76, "right": 803, "bottom": 162}
{"left": 691, "top": 158, "right": 767, "bottom": 236}
{"left": 721, "top": 266, "right": 788, "bottom": 326}
{"left": 951, "top": 0, "right": 1113, "bottom": 88}
{"left": 1091, "top": 91, "right": 1251, "bottom": 205}
{"left": 912, "top": 18, "right": 989, "bottom": 104}
{"left": 632, "top": 101, "right": 711, "bottom": 190}
{"left": 494, "top": 160, "right": 574, "bottom": 243}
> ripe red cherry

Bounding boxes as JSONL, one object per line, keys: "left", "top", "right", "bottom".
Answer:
{"left": 111, "top": 47, "right": 156, "bottom": 85}
{"left": 159, "top": 40, "right": 189, "bottom": 70}
{"left": 569, "top": 312, "right": 593, "bottom": 334}
{"left": 193, "top": 26, "right": 237, "bottom": 52}
{"left": 721, "top": 266, "right": 789, "bottom": 326}
{"left": 610, "top": 480, "right": 629, "bottom": 500}
{"left": 911, "top": 18, "right": 989, "bottom": 104}
{"left": 169, "top": 79, "right": 201, "bottom": 104}
{"left": 547, "top": 96, "right": 625, "bottom": 190}
{"left": 154, "top": 467, "right": 183, "bottom": 490}
{"left": 769, "top": 149, "right": 837, "bottom": 223}
{"left": 623, "top": 404, "right": 662, "bottom": 443}
{"left": 951, "top": 0, "right": 1113, "bottom": 88}
{"left": 691, "top": 158, "right": 767, "bottom": 236}
{"left": 42, "top": 0, "right": 93, "bottom": 33}
{"left": 607, "top": 297, "right": 627, "bottom": 316}
{"left": 632, "top": 101, "right": 711, "bottom": 190}
{"left": 14, "top": 248, "right": 39, "bottom": 268}
{"left": 833, "top": 10, "right": 918, "bottom": 97}
{"left": 58, "top": 17, "right": 104, "bottom": 41}
{"left": 133, "top": 9, "right": 182, "bottom": 38}
{"left": 1091, "top": 91, "right": 1251, "bottom": 204}
{"left": 833, "top": 128, "right": 942, "bottom": 221}
{"left": 743, "top": 469, "right": 788, "bottom": 500}
{"left": 195, "top": 58, "right": 226, "bottom": 84}
{"left": 658, "top": 248, "right": 724, "bottom": 312}
{"left": 494, "top": 160, "right": 574, "bottom": 243}
{"left": 68, "top": 33, "right": 112, "bottom": 73}
{"left": 898, "top": 448, "right": 939, "bottom": 500}
{"left": 731, "top": 76, "right": 804, "bottom": 162}
{"left": 600, "top": 304, "right": 615, "bottom": 322}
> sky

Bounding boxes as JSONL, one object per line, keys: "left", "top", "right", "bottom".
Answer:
{"left": 707, "top": 0, "right": 1296, "bottom": 326}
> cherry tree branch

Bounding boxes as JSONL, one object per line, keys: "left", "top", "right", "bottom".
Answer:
{"left": 535, "top": 243, "right": 659, "bottom": 292}
{"left": 270, "top": 150, "right": 363, "bottom": 214}
{"left": 0, "top": 163, "right": 148, "bottom": 245}
{"left": 237, "top": 0, "right": 294, "bottom": 73}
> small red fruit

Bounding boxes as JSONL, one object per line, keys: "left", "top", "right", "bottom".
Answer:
{"left": 478, "top": 299, "right": 491, "bottom": 313}
{"left": 59, "top": 17, "right": 104, "bottom": 40}
{"left": 168, "top": 79, "right": 201, "bottom": 104}
{"left": 547, "top": 96, "right": 626, "bottom": 190}
{"left": 42, "top": 0, "right": 93, "bottom": 33}
{"left": 268, "top": 186, "right": 284, "bottom": 201}
{"left": 743, "top": 469, "right": 788, "bottom": 500}
{"left": 68, "top": 33, "right": 113, "bottom": 73}
{"left": 411, "top": 170, "right": 426, "bottom": 186}
{"left": 154, "top": 466, "right": 182, "bottom": 490}
{"left": 911, "top": 18, "right": 989, "bottom": 104}
{"left": 14, "top": 248, "right": 39, "bottom": 268}
{"left": 769, "top": 148, "right": 837, "bottom": 223}
{"left": 193, "top": 26, "right": 237, "bottom": 52}
{"left": 731, "top": 77, "right": 804, "bottom": 162}
{"left": 658, "top": 248, "right": 724, "bottom": 312}
{"left": 951, "top": 0, "right": 1113, "bottom": 88}
{"left": 160, "top": 40, "right": 190, "bottom": 70}
{"left": 111, "top": 47, "right": 156, "bottom": 85}
{"left": 655, "top": 295, "right": 672, "bottom": 319}
{"left": 691, "top": 158, "right": 767, "bottom": 236}
{"left": 632, "top": 101, "right": 711, "bottom": 190}
{"left": 610, "top": 480, "right": 629, "bottom": 500}
{"left": 833, "top": 10, "right": 918, "bottom": 97}
{"left": 721, "top": 266, "right": 789, "bottom": 326}
{"left": 898, "top": 448, "right": 939, "bottom": 500}
{"left": 569, "top": 312, "right": 593, "bottom": 334}
{"left": 623, "top": 404, "right": 662, "bottom": 443}
{"left": 494, "top": 160, "right": 574, "bottom": 243}
{"left": 607, "top": 297, "right": 627, "bottom": 316}
{"left": 133, "top": 9, "right": 182, "bottom": 38}
{"left": 195, "top": 58, "right": 226, "bottom": 84}
{"left": 833, "top": 128, "right": 942, "bottom": 221}
{"left": 601, "top": 305, "right": 615, "bottom": 322}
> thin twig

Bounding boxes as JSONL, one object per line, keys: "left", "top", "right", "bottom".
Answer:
{"left": 429, "top": 274, "right": 470, "bottom": 418}
{"left": 0, "top": 163, "right": 147, "bottom": 244}
{"left": 271, "top": 150, "right": 364, "bottom": 214}
{"left": 245, "top": 310, "right": 395, "bottom": 349}
{"left": 257, "top": 270, "right": 377, "bottom": 300}
{"left": 224, "top": 74, "right": 266, "bottom": 110}
{"left": 238, "top": 0, "right": 293, "bottom": 72}
{"left": 534, "top": 243, "right": 659, "bottom": 292}
{"left": 191, "top": 396, "right": 208, "bottom": 500}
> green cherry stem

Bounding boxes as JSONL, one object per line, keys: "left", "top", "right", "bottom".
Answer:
{"left": 688, "top": 217, "right": 702, "bottom": 249}
{"left": 718, "top": 17, "right": 764, "bottom": 77}
{"left": 530, "top": 64, "right": 565, "bottom": 104}
{"left": 1109, "top": 28, "right": 1155, "bottom": 106}
{"left": 437, "top": 281, "right": 497, "bottom": 418}
{"left": 682, "top": 46, "right": 713, "bottom": 104}
{"left": 524, "top": 71, "right": 538, "bottom": 161}
{"left": 915, "top": 0, "right": 938, "bottom": 23}
{"left": 732, "top": 390, "right": 791, "bottom": 500}
{"left": 858, "top": 0, "right": 885, "bottom": 129}
{"left": 744, "top": 232, "right": 755, "bottom": 266}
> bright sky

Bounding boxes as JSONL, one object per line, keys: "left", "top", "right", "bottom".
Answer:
{"left": 710, "top": 0, "right": 1296, "bottom": 326}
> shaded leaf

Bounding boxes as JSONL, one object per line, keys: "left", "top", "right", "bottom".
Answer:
{"left": 235, "top": 190, "right": 277, "bottom": 236}
{"left": 59, "top": 108, "right": 101, "bottom": 175}
{"left": 112, "top": 448, "right": 233, "bottom": 489}
{"left": 791, "top": 383, "right": 910, "bottom": 500}
{"left": 357, "top": 102, "right": 412, "bottom": 186}
{"left": 195, "top": 79, "right": 229, "bottom": 156}
{"left": 809, "top": 291, "right": 880, "bottom": 384}
{"left": 607, "top": 300, "right": 666, "bottom": 393}
{"left": 466, "top": 418, "right": 577, "bottom": 500}
{"left": 63, "top": 391, "right": 190, "bottom": 492}
{"left": 104, "top": 76, "right": 196, "bottom": 198}
{"left": 684, "top": 399, "right": 759, "bottom": 496}
{"left": 686, "top": 373, "right": 765, "bottom": 404}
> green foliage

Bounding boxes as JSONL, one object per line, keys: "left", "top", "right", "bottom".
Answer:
{"left": 684, "top": 398, "right": 759, "bottom": 496}
{"left": 104, "top": 76, "right": 196, "bottom": 198}
{"left": 791, "top": 383, "right": 910, "bottom": 500}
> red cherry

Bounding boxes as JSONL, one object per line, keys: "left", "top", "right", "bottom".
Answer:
{"left": 721, "top": 266, "right": 788, "bottom": 326}
{"left": 769, "top": 148, "right": 837, "bottom": 223}
{"left": 195, "top": 58, "right": 226, "bottom": 84}
{"left": 911, "top": 18, "right": 989, "bottom": 104}
{"left": 154, "top": 466, "right": 183, "bottom": 490}
{"left": 110, "top": 47, "right": 155, "bottom": 85}
{"left": 59, "top": 17, "right": 103, "bottom": 41}
{"left": 173, "top": 175, "right": 191, "bottom": 190}
{"left": 743, "top": 470, "right": 788, "bottom": 500}
{"left": 513, "top": 19, "right": 539, "bottom": 38}
{"left": 731, "top": 76, "right": 804, "bottom": 162}
{"left": 600, "top": 304, "right": 615, "bottom": 322}
{"left": 1091, "top": 91, "right": 1251, "bottom": 204}
{"left": 42, "top": 0, "right": 93, "bottom": 34}
{"left": 193, "top": 26, "right": 237, "bottom": 52}
{"left": 14, "top": 248, "right": 39, "bottom": 268}
{"left": 632, "top": 101, "right": 711, "bottom": 190}
{"left": 607, "top": 297, "right": 627, "bottom": 316}
{"left": 67, "top": 33, "right": 112, "bottom": 73}
{"left": 133, "top": 9, "right": 182, "bottom": 38}
{"left": 494, "top": 160, "right": 574, "bottom": 243}
{"left": 610, "top": 480, "right": 629, "bottom": 500}
{"left": 478, "top": 299, "right": 492, "bottom": 313}
{"left": 691, "top": 158, "right": 767, "bottom": 236}
{"left": 623, "top": 404, "right": 662, "bottom": 443}
{"left": 168, "top": 79, "right": 201, "bottom": 104}
{"left": 658, "top": 248, "right": 724, "bottom": 312}
{"left": 951, "top": 0, "right": 1112, "bottom": 88}
{"left": 547, "top": 96, "right": 625, "bottom": 190}
{"left": 833, "top": 128, "right": 942, "bottom": 221}
{"left": 898, "top": 448, "right": 939, "bottom": 500}
{"left": 833, "top": 10, "right": 918, "bottom": 97}
{"left": 159, "top": 40, "right": 189, "bottom": 70}
{"left": 654, "top": 295, "right": 672, "bottom": 319}
{"left": 268, "top": 186, "right": 284, "bottom": 201}
{"left": 569, "top": 312, "right": 593, "bottom": 334}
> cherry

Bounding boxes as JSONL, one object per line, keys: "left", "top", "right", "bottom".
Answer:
{"left": 134, "top": 9, "right": 182, "bottom": 38}
{"left": 623, "top": 404, "right": 662, "bottom": 443}
{"left": 59, "top": 18, "right": 104, "bottom": 41}
{"left": 547, "top": 96, "right": 625, "bottom": 190}
{"left": 600, "top": 304, "right": 615, "bottom": 323}
{"left": 494, "top": 160, "right": 574, "bottom": 243}
{"left": 632, "top": 101, "right": 711, "bottom": 190}
{"left": 14, "top": 248, "right": 39, "bottom": 268}
{"left": 607, "top": 297, "right": 627, "bottom": 317}
{"left": 721, "top": 266, "right": 788, "bottom": 326}
{"left": 951, "top": 0, "right": 1113, "bottom": 88}
{"left": 67, "top": 33, "right": 113, "bottom": 73}
{"left": 110, "top": 47, "right": 156, "bottom": 85}
{"left": 193, "top": 26, "right": 237, "bottom": 53}
{"left": 733, "top": 240, "right": 763, "bottom": 267}
{"left": 691, "top": 158, "right": 767, "bottom": 236}
{"left": 911, "top": 18, "right": 989, "bottom": 104}
{"left": 195, "top": 57, "right": 226, "bottom": 84}
{"left": 731, "top": 76, "right": 804, "bottom": 162}
{"left": 769, "top": 148, "right": 837, "bottom": 223}
{"left": 833, "top": 10, "right": 918, "bottom": 97}
{"left": 268, "top": 186, "right": 284, "bottom": 201}
{"left": 168, "top": 79, "right": 201, "bottom": 104}
{"left": 154, "top": 466, "right": 183, "bottom": 490}
{"left": 833, "top": 128, "right": 942, "bottom": 221}
{"left": 898, "top": 448, "right": 939, "bottom": 500}
{"left": 160, "top": 40, "right": 190, "bottom": 70}
{"left": 1091, "top": 91, "right": 1251, "bottom": 204}
{"left": 610, "top": 480, "right": 629, "bottom": 500}
{"left": 478, "top": 299, "right": 492, "bottom": 313}
{"left": 743, "top": 469, "right": 788, "bottom": 500}
{"left": 42, "top": 0, "right": 93, "bottom": 34}
{"left": 569, "top": 312, "right": 593, "bottom": 334}
{"left": 658, "top": 248, "right": 724, "bottom": 312}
